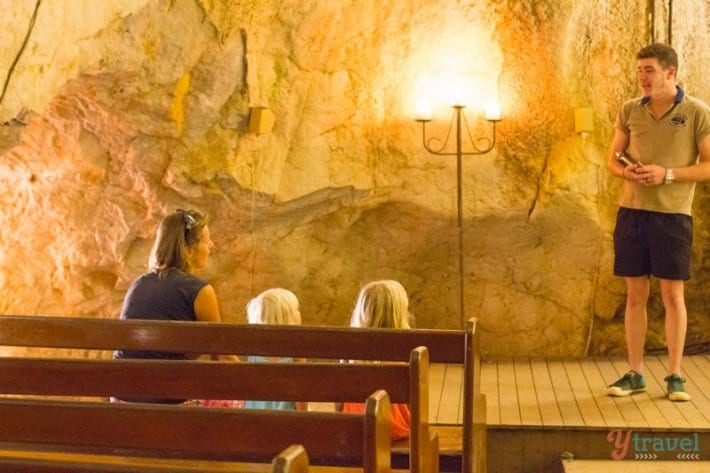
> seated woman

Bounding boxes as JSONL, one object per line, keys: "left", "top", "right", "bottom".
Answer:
{"left": 113, "top": 209, "right": 232, "bottom": 403}
{"left": 242, "top": 288, "right": 307, "bottom": 411}
{"left": 342, "top": 279, "right": 412, "bottom": 440}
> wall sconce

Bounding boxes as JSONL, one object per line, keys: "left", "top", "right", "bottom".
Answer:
{"left": 248, "top": 106, "right": 275, "bottom": 134}
{"left": 574, "top": 107, "right": 594, "bottom": 137}
{"left": 415, "top": 102, "right": 501, "bottom": 328}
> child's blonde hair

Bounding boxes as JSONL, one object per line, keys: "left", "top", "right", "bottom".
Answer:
{"left": 247, "top": 288, "right": 301, "bottom": 325}
{"left": 350, "top": 280, "right": 412, "bottom": 329}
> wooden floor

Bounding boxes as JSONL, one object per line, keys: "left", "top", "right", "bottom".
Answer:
{"left": 430, "top": 354, "right": 710, "bottom": 430}
{"left": 429, "top": 355, "right": 710, "bottom": 471}
{"left": 485, "top": 354, "right": 710, "bottom": 429}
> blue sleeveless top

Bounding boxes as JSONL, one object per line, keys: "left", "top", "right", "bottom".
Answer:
{"left": 243, "top": 355, "right": 296, "bottom": 411}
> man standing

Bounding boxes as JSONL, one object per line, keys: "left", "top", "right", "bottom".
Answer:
{"left": 606, "top": 43, "right": 710, "bottom": 401}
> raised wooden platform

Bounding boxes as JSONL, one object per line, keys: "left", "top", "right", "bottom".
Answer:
{"left": 429, "top": 355, "right": 709, "bottom": 472}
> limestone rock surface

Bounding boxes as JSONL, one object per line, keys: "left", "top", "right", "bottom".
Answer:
{"left": 1, "top": 0, "right": 708, "bottom": 356}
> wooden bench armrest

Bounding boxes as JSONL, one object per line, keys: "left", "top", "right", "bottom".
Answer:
{"left": 270, "top": 445, "right": 309, "bottom": 473}
{"left": 427, "top": 431, "right": 440, "bottom": 473}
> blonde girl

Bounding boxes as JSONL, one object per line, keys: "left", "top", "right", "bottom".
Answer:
{"left": 344, "top": 279, "right": 413, "bottom": 440}
{"left": 244, "top": 288, "right": 306, "bottom": 411}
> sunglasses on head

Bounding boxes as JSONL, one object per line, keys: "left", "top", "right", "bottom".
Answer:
{"left": 176, "top": 209, "right": 198, "bottom": 230}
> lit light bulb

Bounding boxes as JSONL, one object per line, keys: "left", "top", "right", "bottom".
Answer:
{"left": 415, "top": 100, "right": 432, "bottom": 121}
{"left": 485, "top": 101, "right": 501, "bottom": 121}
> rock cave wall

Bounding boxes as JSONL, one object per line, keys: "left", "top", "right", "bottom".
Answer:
{"left": 0, "top": 0, "right": 708, "bottom": 356}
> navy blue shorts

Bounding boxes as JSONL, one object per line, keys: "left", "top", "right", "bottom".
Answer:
{"left": 613, "top": 208, "right": 692, "bottom": 280}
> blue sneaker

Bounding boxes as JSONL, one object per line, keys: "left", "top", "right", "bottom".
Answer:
{"left": 664, "top": 374, "right": 690, "bottom": 402}
{"left": 607, "top": 371, "right": 645, "bottom": 396}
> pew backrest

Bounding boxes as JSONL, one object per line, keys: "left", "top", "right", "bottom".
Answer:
{"left": 0, "top": 392, "right": 391, "bottom": 473}
{"left": 0, "top": 353, "right": 417, "bottom": 405}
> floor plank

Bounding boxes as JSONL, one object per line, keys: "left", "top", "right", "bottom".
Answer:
{"left": 562, "top": 359, "right": 606, "bottom": 427}
{"left": 514, "top": 358, "right": 542, "bottom": 426}
{"left": 529, "top": 358, "right": 563, "bottom": 426}
{"left": 687, "top": 355, "right": 710, "bottom": 385}
{"left": 429, "top": 363, "right": 447, "bottom": 423}
{"left": 437, "top": 363, "right": 463, "bottom": 424}
{"left": 496, "top": 359, "right": 521, "bottom": 426}
{"left": 682, "top": 356, "right": 710, "bottom": 423}
{"left": 578, "top": 358, "right": 627, "bottom": 427}
{"left": 546, "top": 358, "right": 584, "bottom": 427}
{"left": 480, "top": 359, "right": 500, "bottom": 425}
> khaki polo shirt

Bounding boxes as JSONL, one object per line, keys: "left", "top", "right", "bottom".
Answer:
{"left": 615, "top": 87, "right": 710, "bottom": 216}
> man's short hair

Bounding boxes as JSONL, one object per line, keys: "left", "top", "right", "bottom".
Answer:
{"left": 637, "top": 43, "right": 678, "bottom": 70}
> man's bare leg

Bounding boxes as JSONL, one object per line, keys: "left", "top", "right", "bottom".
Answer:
{"left": 625, "top": 276, "right": 650, "bottom": 373}
{"left": 659, "top": 278, "right": 687, "bottom": 375}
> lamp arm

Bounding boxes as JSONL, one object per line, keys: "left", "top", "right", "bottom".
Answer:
{"left": 418, "top": 116, "right": 459, "bottom": 156}
{"left": 418, "top": 110, "right": 499, "bottom": 156}
{"left": 420, "top": 117, "right": 456, "bottom": 156}
{"left": 461, "top": 114, "right": 497, "bottom": 155}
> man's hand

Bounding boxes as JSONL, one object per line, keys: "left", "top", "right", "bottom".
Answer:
{"left": 628, "top": 163, "right": 665, "bottom": 185}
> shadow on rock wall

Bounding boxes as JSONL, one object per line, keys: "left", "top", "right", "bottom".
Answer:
{"left": 229, "top": 193, "right": 609, "bottom": 357}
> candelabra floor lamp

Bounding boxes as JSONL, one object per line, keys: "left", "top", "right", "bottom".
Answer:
{"left": 416, "top": 105, "right": 500, "bottom": 328}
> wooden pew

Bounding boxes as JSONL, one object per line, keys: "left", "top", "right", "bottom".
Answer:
{"left": 0, "top": 390, "right": 390, "bottom": 473}
{"left": 0, "top": 444, "right": 308, "bottom": 473}
{"left": 0, "top": 315, "right": 482, "bottom": 472}
{"left": 0, "top": 353, "right": 427, "bottom": 471}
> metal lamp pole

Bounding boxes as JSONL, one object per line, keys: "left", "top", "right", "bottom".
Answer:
{"left": 416, "top": 105, "right": 500, "bottom": 328}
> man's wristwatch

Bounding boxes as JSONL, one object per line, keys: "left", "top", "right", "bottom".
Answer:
{"left": 664, "top": 168, "right": 674, "bottom": 184}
